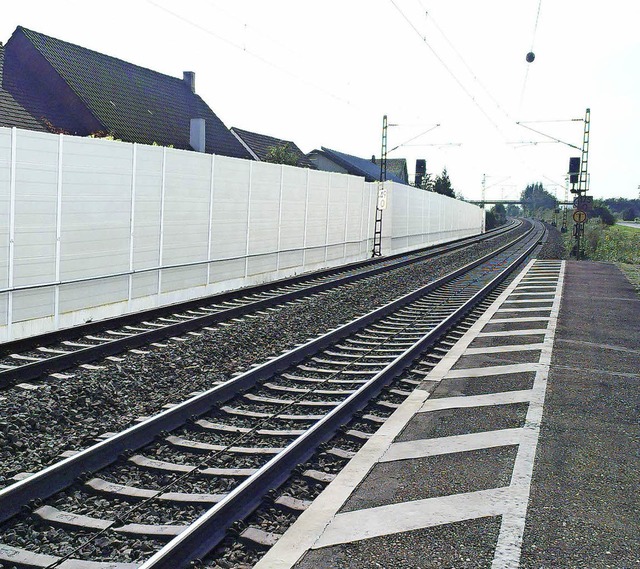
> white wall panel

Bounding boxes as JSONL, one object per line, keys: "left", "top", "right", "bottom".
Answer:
{"left": 13, "top": 130, "right": 58, "bottom": 288}
{"left": 0, "top": 128, "right": 483, "bottom": 341}
{"left": 60, "top": 137, "right": 132, "bottom": 281}
{"left": 248, "top": 161, "right": 280, "bottom": 260}
{"left": 210, "top": 156, "right": 250, "bottom": 259}
{"left": 161, "top": 265, "right": 207, "bottom": 294}
{"left": 305, "top": 170, "right": 330, "bottom": 249}
{"left": 0, "top": 129, "right": 13, "bottom": 293}
{"left": 12, "top": 288, "right": 55, "bottom": 322}
{"left": 133, "top": 145, "right": 163, "bottom": 270}
{"left": 59, "top": 275, "right": 129, "bottom": 314}
{"left": 163, "top": 148, "right": 210, "bottom": 265}
{"left": 279, "top": 166, "right": 307, "bottom": 254}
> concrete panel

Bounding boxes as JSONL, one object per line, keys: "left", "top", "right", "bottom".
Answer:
{"left": 133, "top": 145, "right": 163, "bottom": 270}
{"left": 279, "top": 166, "right": 307, "bottom": 252}
{"left": 0, "top": 128, "right": 13, "bottom": 290}
{"left": 210, "top": 156, "right": 250, "bottom": 259}
{"left": 13, "top": 130, "right": 58, "bottom": 287}
{"left": 11, "top": 287, "right": 55, "bottom": 322}
{"left": 161, "top": 265, "right": 207, "bottom": 294}
{"left": 209, "top": 258, "right": 246, "bottom": 282}
{"left": 306, "top": 170, "right": 330, "bottom": 249}
{"left": 247, "top": 253, "right": 278, "bottom": 277}
{"left": 247, "top": 161, "right": 280, "bottom": 257}
{"left": 59, "top": 275, "right": 129, "bottom": 314}
{"left": 278, "top": 249, "right": 304, "bottom": 271}
{"left": 131, "top": 271, "right": 159, "bottom": 299}
{"left": 163, "top": 148, "right": 210, "bottom": 265}
{"left": 60, "top": 137, "right": 132, "bottom": 280}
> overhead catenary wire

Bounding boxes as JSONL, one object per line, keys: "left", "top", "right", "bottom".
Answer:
{"left": 388, "top": 0, "right": 505, "bottom": 135}
{"left": 145, "top": 0, "right": 353, "bottom": 107}
{"left": 416, "top": 0, "right": 514, "bottom": 123}
{"left": 519, "top": 0, "right": 543, "bottom": 113}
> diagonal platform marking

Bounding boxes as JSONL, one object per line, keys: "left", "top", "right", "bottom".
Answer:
{"left": 418, "top": 389, "right": 533, "bottom": 412}
{"left": 380, "top": 428, "right": 524, "bottom": 462}
{"left": 464, "top": 343, "right": 545, "bottom": 355}
{"left": 489, "top": 316, "right": 550, "bottom": 324}
{"left": 253, "top": 260, "right": 554, "bottom": 569}
{"left": 445, "top": 362, "right": 543, "bottom": 378}
{"left": 477, "top": 329, "right": 547, "bottom": 337}
{"left": 491, "top": 260, "right": 565, "bottom": 569}
{"left": 495, "top": 307, "right": 552, "bottom": 313}
{"left": 313, "top": 486, "right": 514, "bottom": 548}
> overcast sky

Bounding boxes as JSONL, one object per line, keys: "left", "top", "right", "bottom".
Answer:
{"left": 2, "top": 0, "right": 638, "bottom": 202}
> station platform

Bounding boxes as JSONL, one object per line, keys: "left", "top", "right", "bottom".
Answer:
{"left": 255, "top": 260, "right": 640, "bottom": 569}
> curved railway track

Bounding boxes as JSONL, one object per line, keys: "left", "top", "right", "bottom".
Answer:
{"left": 0, "top": 220, "right": 547, "bottom": 569}
{"left": 0, "top": 222, "right": 520, "bottom": 389}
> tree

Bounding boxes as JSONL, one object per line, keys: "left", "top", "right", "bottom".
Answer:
{"left": 506, "top": 204, "right": 522, "bottom": 217}
{"left": 493, "top": 203, "right": 507, "bottom": 225}
{"left": 264, "top": 143, "right": 299, "bottom": 166}
{"left": 433, "top": 168, "right": 455, "bottom": 198}
{"left": 520, "top": 182, "right": 556, "bottom": 216}
{"left": 622, "top": 207, "right": 637, "bottom": 221}
{"left": 591, "top": 201, "right": 615, "bottom": 226}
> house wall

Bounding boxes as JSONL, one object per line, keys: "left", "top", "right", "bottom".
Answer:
{"left": 0, "top": 127, "right": 482, "bottom": 342}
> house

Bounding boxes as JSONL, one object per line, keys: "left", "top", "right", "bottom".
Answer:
{"left": 373, "top": 157, "right": 409, "bottom": 185}
{"left": 230, "top": 127, "right": 315, "bottom": 168}
{"left": 0, "top": 26, "right": 251, "bottom": 159}
{"left": 307, "top": 146, "right": 407, "bottom": 184}
{"left": 0, "top": 41, "right": 48, "bottom": 133}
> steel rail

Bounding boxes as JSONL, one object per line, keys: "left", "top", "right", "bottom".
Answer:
{"left": 0, "top": 221, "right": 536, "bottom": 525}
{"left": 0, "top": 221, "right": 522, "bottom": 388}
{"left": 140, "top": 225, "right": 545, "bottom": 568}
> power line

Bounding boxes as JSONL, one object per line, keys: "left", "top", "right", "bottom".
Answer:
{"left": 417, "top": 2, "right": 513, "bottom": 122}
{"left": 145, "top": 0, "right": 353, "bottom": 107}
{"left": 388, "top": 0, "right": 504, "bottom": 134}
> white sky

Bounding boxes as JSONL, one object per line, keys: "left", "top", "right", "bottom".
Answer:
{"left": 2, "top": 0, "right": 639, "bottom": 202}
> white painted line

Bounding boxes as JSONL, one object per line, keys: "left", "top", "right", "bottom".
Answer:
{"left": 495, "top": 307, "right": 552, "bottom": 313}
{"left": 507, "top": 292, "right": 555, "bottom": 296}
{"left": 502, "top": 299, "right": 554, "bottom": 304}
{"left": 419, "top": 389, "right": 533, "bottom": 412}
{"left": 313, "top": 486, "right": 513, "bottom": 549}
{"left": 446, "top": 362, "right": 542, "bottom": 378}
{"left": 477, "top": 329, "right": 547, "bottom": 337}
{"left": 464, "top": 343, "right": 545, "bottom": 355}
{"left": 491, "top": 260, "right": 565, "bottom": 569}
{"left": 254, "top": 260, "right": 542, "bottom": 569}
{"left": 488, "top": 317, "right": 551, "bottom": 323}
{"left": 380, "top": 428, "right": 524, "bottom": 462}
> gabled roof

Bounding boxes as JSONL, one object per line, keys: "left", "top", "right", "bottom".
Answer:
{"left": 0, "top": 43, "right": 48, "bottom": 132}
{"left": 318, "top": 147, "right": 406, "bottom": 184}
{"left": 231, "top": 127, "right": 315, "bottom": 168}
{"left": 5, "top": 26, "right": 251, "bottom": 158}
{"left": 374, "top": 158, "right": 409, "bottom": 184}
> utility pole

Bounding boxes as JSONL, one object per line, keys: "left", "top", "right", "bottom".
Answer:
{"left": 372, "top": 115, "right": 388, "bottom": 257}
{"left": 570, "top": 108, "right": 591, "bottom": 259}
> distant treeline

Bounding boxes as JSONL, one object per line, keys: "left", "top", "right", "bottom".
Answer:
{"left": 601, "top": 198, "right": 639, "bottom": 221}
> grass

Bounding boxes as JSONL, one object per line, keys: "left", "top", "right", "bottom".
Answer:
{"left": 564, "top": 221, "right": 640, "bottom": 295}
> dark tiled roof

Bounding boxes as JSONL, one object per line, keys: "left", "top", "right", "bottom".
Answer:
{"left": 319, "top": 147, "right": 406, "bottom": 184}
{"left": 0, "top": 44, "right": 47, "bottom": 132}
{"left": 231, "top": 127, "right": 315, "bottom": 168}
{"left": 374, "top": 158, "right": 408, "bottom": 183}
{"left": 12, "top": 26, "right": 251, "bottom": 158}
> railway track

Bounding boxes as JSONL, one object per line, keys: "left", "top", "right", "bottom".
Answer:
{"left": 0, "top": 222, "right": 520, "bottom": 389}
{"left": 0, "top": 220, "right": 546, "bottom": 569}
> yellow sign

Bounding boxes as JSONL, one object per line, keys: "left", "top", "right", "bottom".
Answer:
{"left": 573, "top": 210, "right": 587, "bottom": 223}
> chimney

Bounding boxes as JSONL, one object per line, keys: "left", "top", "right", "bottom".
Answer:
{"left": 183, "top": 71, "right": 196, "bottom": 93}
{"left": 190, "top": 118, "right": 206, "bottom": 153}
{"left": 372, "top": 155, "right": 376, "bottom": 164}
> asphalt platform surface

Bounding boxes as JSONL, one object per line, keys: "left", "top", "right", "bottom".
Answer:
{"left": 255, "top": 260, "right": 640, "bottom": 569}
